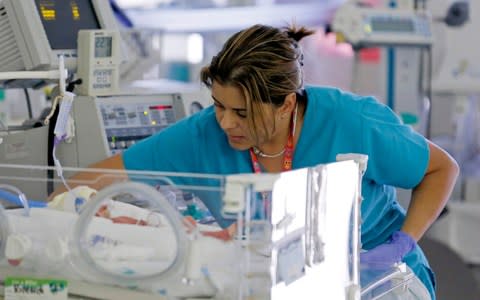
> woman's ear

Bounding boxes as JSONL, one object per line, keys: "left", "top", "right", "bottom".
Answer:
{"left": 280, "top": 93, "right": 297, "bottom": 116}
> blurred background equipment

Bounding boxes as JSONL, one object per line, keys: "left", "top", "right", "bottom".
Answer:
{"left": 0, "top": 0, "right": 478, "bottom": 298}
{"left": 0, "top": 0, "right": 119, "bottom": 88}
{"left": 76, "top": 29, "right": 122, "bottom": 96}
{"left": 331, "top": 0, "right": 433, "bottom": 137}
{"left": 328, "top": 1, "right": 480, "bottom": 298}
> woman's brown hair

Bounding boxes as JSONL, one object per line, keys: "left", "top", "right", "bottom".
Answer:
{"left": 200, "top": 24, "right": 314, "bottom": 143}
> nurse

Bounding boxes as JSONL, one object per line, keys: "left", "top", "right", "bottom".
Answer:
{"left": 82, "top": 24, "right": 458, "bottom": 299}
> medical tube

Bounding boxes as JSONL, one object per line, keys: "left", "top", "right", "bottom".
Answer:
{"left": 72, "top": 181, "right": 189, "bottom": 285}
{"left": 0, "top": 184, "right": 31, "bottom": 215}
{"left": 0, "top": 189, "right": 46, "bottom": 208}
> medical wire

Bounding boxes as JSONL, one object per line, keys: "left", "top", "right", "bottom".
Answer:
{"left": 44, "top": 95, "right": 62, "bottom": 125}
{"left": 52, "top": 135, "right": 75, "bottom": 196}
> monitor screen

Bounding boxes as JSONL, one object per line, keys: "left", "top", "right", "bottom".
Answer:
{"left": 371, "top": 18, "right": 415, "bottom": 33}
{"left": 95, "top": 36, "right": 113, "bottom": 58}
{"left": 34, "top": 0, "right": 100, "bottom": 50}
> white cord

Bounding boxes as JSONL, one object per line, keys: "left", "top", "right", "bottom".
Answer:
{"left": 44, "top": 95, "right": 62, "bottom": 125}
{"left": 58, "top": 55, "right": 66, "bottom": 96}
{"left": 292, "top": 102, "right": 298, "bottom": 138}
{"left": 52, "top": 141, "right": 73, "bottom": 194}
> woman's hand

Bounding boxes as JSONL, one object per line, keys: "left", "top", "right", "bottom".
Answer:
{"left": 183, "top": 216, "right": 235, "bottom": 241}
{"left": 360, "top": 231, "right": 416, "bottom": 268}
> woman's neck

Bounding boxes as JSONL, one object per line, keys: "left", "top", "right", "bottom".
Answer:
{"left": 256, "top": 101, "right": 305, "bottom": 161}
{"left": 255, "top": 128, "right": 290, "bottom": 157}
{"left": 256, "top": 103, "right": 296, "bottom": 155}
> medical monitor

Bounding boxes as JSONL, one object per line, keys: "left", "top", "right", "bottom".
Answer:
{"left": 0, "top": 0, "right": 119, "bottom": 74}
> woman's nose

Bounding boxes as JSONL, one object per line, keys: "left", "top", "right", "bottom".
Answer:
{"left": 219, "top": 111, "right": 237, "bottom": 130}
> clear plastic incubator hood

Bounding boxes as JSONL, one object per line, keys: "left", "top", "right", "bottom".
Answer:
{"left": 0, "top": 158, "right": 416, "bottom": 299}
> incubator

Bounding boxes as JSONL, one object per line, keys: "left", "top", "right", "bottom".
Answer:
{"left": 0, "top": 160, "right": 416, "bottom": 299}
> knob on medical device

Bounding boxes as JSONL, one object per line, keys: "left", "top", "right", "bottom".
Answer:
{"left": 45, "top": 238, "right": 69, "bottom": 263}
{"left": 5, "top": 234, "right": 32, "bottom": 266}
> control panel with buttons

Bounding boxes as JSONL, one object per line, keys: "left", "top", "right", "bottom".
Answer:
{"left": 99, "top": 102, "right": 178, "bottom": 154}
{"left": 67, "top": 93, "right": 186, "bottom": 168}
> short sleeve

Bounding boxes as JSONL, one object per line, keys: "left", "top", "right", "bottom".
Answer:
{"left": 359, "top": 97, "right": 429, "bottom": 189}
{"left": 122, "top": 117, "right": 200, "bottom": 173}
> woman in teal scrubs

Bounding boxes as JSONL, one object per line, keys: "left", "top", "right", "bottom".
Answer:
{"left": 91, "top": 24, "right": 459, "bottom": 299}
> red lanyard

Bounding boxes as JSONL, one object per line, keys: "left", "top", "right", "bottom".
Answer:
{"left": 248, "top": 114, "right": 295, "bottom": 222}
{"left": 249, "top": 115, "right": 295, "bottom": 173}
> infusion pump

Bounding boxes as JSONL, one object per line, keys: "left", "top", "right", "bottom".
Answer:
{"left": 56, "top": 92, "right": 186, "bottom": 167}
{"left": 332, "top": 5, "right": 433, "bottom": 48}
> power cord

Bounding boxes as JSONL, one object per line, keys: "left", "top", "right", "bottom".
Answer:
{"left": 23, "top": 88, "right": 33, "bottom": 119}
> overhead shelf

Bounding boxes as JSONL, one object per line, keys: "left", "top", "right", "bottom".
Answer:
{"left": 125, "top": 2, "right": 344, "bottom": 32}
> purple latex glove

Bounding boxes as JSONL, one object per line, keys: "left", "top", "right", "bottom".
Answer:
{"left": 360, "top": 231, "right": 416, "bottom": 268}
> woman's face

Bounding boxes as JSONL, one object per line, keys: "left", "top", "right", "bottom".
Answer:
{"left": 211, "top": 81, "right": 274, "bottom": 151}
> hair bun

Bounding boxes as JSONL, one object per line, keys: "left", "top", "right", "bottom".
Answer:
{"left": 284, "top": 25, "right": 315, "bottom": 42}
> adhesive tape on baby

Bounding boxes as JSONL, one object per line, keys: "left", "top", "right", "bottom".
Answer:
{"left": 49, "top": 186, "right": 97, "bottom": 212}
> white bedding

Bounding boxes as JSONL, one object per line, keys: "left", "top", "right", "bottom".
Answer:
{"left": 1, "top": 206, "right": 241, "bottom": 298}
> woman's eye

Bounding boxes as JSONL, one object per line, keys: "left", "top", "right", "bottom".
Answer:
{"left": 214, "top": 102, "right": 224, "bottom": 109}
{"left": 236, "top": 111, "right": 247, "bottom": 118}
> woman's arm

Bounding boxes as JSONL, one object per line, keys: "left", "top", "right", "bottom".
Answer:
{"left": 401, "top": 141, "right": 460, "bottom": 241}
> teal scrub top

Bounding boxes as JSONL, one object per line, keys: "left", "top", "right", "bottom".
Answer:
{"left": 123, "top": 85, "right": 435, "bottom": 299}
